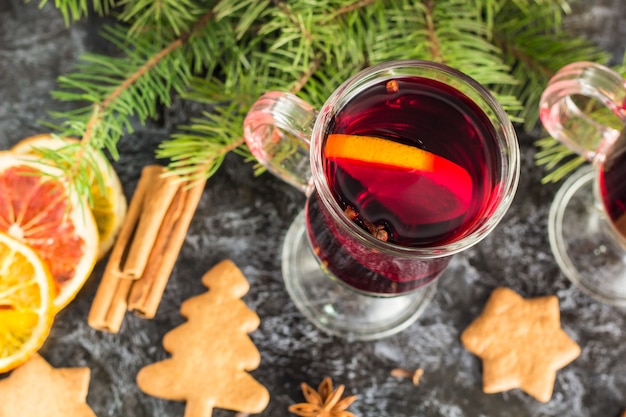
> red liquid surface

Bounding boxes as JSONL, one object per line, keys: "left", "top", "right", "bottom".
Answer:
{"left": 306, "top": 76, "right": 502, "bottom": 294}
{"left": 600, "top": 130, "right": 626, "bottom": 238}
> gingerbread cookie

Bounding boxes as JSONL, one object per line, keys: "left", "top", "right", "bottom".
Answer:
{"left": 136, "top": 260, "right": 269, "bottom": 417}
{"left": 461, "top": 287, "right": 581, "bottom": 403}
{"left": 0, "top": 354, "right": 96, "bottom": 417}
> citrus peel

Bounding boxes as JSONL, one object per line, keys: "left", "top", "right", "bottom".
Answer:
{"left": 0, "top": 231, "right": 55, "bottom": 373}
{"left": 11, "top": 134, "right": 127, "bottom": 260}
{"left": 0, "top": 152, "right": 99, "bottom": 311}
{"left": 325, "top": 133, "right": 438, "bottom": 172}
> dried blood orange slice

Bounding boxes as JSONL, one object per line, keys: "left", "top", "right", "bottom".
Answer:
{"left": 0, "top": 231, "right": 55, "bottom": 372}
{"left": 324, "top": 134, "right": 473, "bottom": 225}
{"left": 0, "top": 152, "right": 99, "bottom": 311}
{"left": 12, "top": 134, "right": 127, "bottom": 260}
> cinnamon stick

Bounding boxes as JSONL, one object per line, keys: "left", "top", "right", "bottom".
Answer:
{"left": 100, "top": 279, "right": 133, "bottom": 333}
{"left": 128, "top": 179, "right": 206, "bottom": 318}
{"left": 89, "top": 164, "right": 206, "bottom": 330}
{"left": 122, "top": 170, "right": 179, "bottom": 278}
{"left": 87, "top": 165, "right": 162, "bottom": 332}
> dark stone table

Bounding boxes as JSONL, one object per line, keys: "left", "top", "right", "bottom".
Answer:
{"left": 1, "top": 2, "right": 624, "bottom": 416}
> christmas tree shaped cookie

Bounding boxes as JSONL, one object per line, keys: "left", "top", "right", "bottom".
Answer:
{"left": 136, "top": 260, "right": 270, "bottom": 417}
{"left": 0, "top": 354, "right": 96, "bottom": 417}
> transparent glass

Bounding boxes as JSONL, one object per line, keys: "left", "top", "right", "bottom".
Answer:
{"left": 244, "top": 60, "right": 520, "bottom": 340}
{"left": 540, "top": 61, "right": 626, "bottom": 306}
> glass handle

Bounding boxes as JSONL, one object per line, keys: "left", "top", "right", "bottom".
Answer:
{"left": 539, "top": 61, "right": 626, "bottom": 164}
{"left": 243, "top": 92, "right": 317, "bottom": 194}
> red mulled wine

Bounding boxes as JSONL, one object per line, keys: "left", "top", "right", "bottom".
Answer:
{"left": 599, "top": 129, "right": 626, "bottom": 239}
{"left": 306, "top": 76, "right": 502, "bottom": 294}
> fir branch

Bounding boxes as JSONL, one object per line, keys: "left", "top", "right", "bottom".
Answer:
{"left": 117, "top": 0, "right": 206, "bottom": 38}
{"left": 423, "top": 1, "right": 443, "bottom": 63}
{"left": 39, "top": 0, "right": 622, "bottom": 190}
{"left": 534, "top": 137, "right": 585, "bottom": 184}
{"left": 33, "top": 0, "right": 118, "bottom": 24}
{"left": 44, "top": 7, "right": 217, "bottom": 203}
{"left": 82, "top": 26, "right": 187, "bottom": 144}
{"left": 290, "top": 55, "right": 323, "bottom": 94}
{"left": 157, "top": 105, "right": 249, "bottom": 183}
{"left": 338, "top": 0, "right": 377, "bottom": 15}
{"left": 491, "top": 1, "right": 610, "bottom": 130}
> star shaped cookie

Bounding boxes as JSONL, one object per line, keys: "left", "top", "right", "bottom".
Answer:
{"left": 0, "top": 354, "right": 96, "bottom": 416}
{"left": 461, "top": 287, "right": 581, "bottom": 403}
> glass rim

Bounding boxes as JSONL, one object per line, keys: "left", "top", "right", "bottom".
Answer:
{"left": 309, "top": 59, "right": 520, "bottom": 258}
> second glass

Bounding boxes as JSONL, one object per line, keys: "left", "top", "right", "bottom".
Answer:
{"left": 540, "top": 61, "right": 626, "bottom": 306}
{"left": 244, "top": 60, "right": 520, "bottom": 340}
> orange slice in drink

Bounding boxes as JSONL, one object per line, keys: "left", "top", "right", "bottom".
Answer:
{"left": 324, "top": 134, "right": 473, "bottom": 225}
{"left": 0, "top": 231, "right": 55, "bottom": 372}
{"left": 0, "top": 152, "right": 99, "bottom": 311}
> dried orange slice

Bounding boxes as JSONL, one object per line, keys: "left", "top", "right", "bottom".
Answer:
{"left": 0, "top": 231, "right": 55, "bottom": 373}
{"left": 324, "top": 134, "right": 473, "bottom": 224}
{"left": 11, "top": 134, "right": 127, "bottom": 260}
{"left": 0, "top": 152, "right": 99, "bottom": 311}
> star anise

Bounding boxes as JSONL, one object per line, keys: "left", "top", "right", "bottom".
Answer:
{"left": 288, "top": 376, "right": 358, "bottom": 417}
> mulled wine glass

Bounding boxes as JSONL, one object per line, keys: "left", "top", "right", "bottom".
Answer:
{"left": 244, "top": 60, "right": 520, "bottom": 340}
{"left": 540, "top": 61, "right": 626, "bottom": 307}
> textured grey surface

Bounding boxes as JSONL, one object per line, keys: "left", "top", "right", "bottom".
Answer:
{"left": 1, "top": 2, "right": 625, "bottom": 417}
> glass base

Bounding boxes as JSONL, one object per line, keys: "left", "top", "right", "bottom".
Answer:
{"left": 281, "top": 211, "right": 437, "bottom": 341}
{"left": 548, "top": 166, "right": 626, "bottom": 307}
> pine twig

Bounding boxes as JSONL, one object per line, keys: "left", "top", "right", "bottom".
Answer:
{"left": 54, "top": 9, "right": 217, "bottom": 198}
{"left": 424, "top": 0, "right": 444, "bottom": 63}
{"left": 334, "top": 0, "right": 377, "bottom": 16}
{"left": 82, "top": 9, "right": 215, "bottom": 147}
